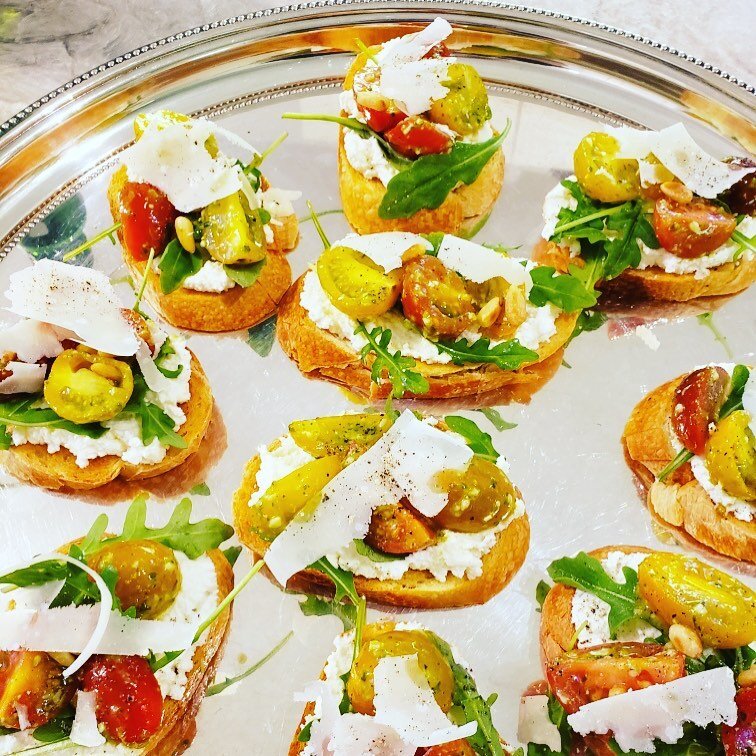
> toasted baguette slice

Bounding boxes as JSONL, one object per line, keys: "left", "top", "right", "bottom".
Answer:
{"left": 338, "top": 126, "right": 505, "bottom": 236}
{"left": 0, "top": 354, "right": 213, "bottom": 491}
{"left": 232, "top": 444, "right": 530, "bottom": 609}
{"left": 539, "top": 545, "right": 653, "bottom": 666}
{"left": 623, "top": 376, "right": 756, "bottom": 563}
{"left": 533, "top": 238, "right": 756, "bottom": 302}
{"left": 107, "top": 166, "right": 297, "bottom": 333}
{"left": 277, "top": 274, "right": 578, "bottom": 401}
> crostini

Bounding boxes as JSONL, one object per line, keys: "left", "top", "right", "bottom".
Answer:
{"left": 108, "top": 110, "right": 300, "bottom": 332}
{"left": 520, "top": 546, "right": 756, "bottom": 754}
{"left": 0, "top": 260, "right": 213, "bottom": 491}
{"left": 285, "top": 18, "right": 506, "bottom": 236}
{"left": 623, "top": 363, "right": 755, "bottom": 563}
{"left": 0, "top": 498, "right": 236, "bottom": 754}
{"left": 277, "top": 230, "right": 580, "bottom": 400}
{"left": 535, "top": 124, "right": 756, "bottom": 302}
{"left": 290, "top": 620, "right": 510, "bottom": 755}
{"left": 232, "top": 409, "right": 530, "bottom": 608}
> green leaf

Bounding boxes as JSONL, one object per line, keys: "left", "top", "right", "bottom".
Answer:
{"left": 356, "top": 323, "right": 429, "bottom": 398}
{"left": 720, "top": 364, "right": 749, "bottom": 419}
{"left": 190, "top": 482, "right": 211, "bottom": 496}
{"left": 222, "top": 546, "right": 242, "bottom": 567}
{"left": 547, "top": 552, "right": 640, "bottom": 637}
{"left": 528, "top": 265, "right": 598, "bottom": 312}
{"left": 158, "top": 238, "right": 202, "bottom": 294}
{"left": 444, "top": 415, "right": 499, "bottom": 462}
{"left": 435, "top": 336, "right": 538, "bottom": 370}
{"left": 353, "top": 538, "right": 403, "bottom": 563}
{"left": 476, "top": 408, "right": 517, "bottom": 431}
{"left": 153, "top": 338, "right": 183, "bottom": 379}
{"left": 224, "top": 258, "right": 267, "bottom": 288}
{"left": 427, "top": 632, "right": 504, "bottom": 756}
{"left": 298, "top": 721, "right": 313, "bottom": 743}
{"left": 658, "top": 448, "right": 694, "bottom": 482}
{"left": 0, "top": 396, "right": 106, "bottom": 438}
{"left": 124, "top": 374, "right": 186, "bottom": 449}
{"left": 32, "top": 708, "right": 74, "bottom": 743}
{"left": 247, "top": 315, "right": 278, "bottom": 357}
{"left": 298, "top": 594, "right": 358, "bottom": 633}
{"left": 0, "top": 560, "right": 68, "bottom": 588}
{"left": 536, "top": 580, "right": 551, "bottom": 611}
{"left": 0, "top": 424, "right": 10, "bottom": 450}
{"left": 567, "top": 308, "right": 608, "bottom": 345}
{"left": 379, "top": 124, "right": 510, "bottom": 219}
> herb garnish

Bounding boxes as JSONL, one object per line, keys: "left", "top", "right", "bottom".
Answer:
{"left": 124, "top": 374, "right": 186, "bottom": 449}
{"left": 444, "top": 415, "right": 499, "bottom": 462}
{"left": 0, "top": 397, "right": 106, "bottom": 439}
{"left": 435, "top": 336, "right": 538, "bottom": 370}
{"left": 154, "top": 338, "right": 184, "bottom": 379}
{"left": 158, "top": 238, "right": 202, "bottom": 294}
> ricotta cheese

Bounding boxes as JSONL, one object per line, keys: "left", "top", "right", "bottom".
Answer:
{"left": 182, "top": 260, "right": 236, "bottom": 293}
{"left": 343, "top": 129, "right": 399, "bottom": 187}
{"left": 541, "top": 177, "right": 578, "bottom": 241}
{"left": 571, "top": 551, "right": 661, "bottom": 647}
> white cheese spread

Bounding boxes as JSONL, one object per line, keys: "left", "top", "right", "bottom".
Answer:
{"left": 182, "top": 260, "right": 236, "bottom": 293}
{"left": 541, "top": 178, "right": 578, "bottom": 241}
{"left": 343, "top": 129, "right": 399, "bottom": 187}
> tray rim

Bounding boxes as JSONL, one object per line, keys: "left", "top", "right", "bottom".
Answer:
{"left": 2, "top": 0, "right": 755, "bottom": 137}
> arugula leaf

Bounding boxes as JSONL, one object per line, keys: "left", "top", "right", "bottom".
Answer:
{"left": 476, "top": 408, "right": 517, "bottom": 431}
{"left": 222, "top": 546, "right": 242, "bottom": 567}
{"left": 124, "top": 374, "right": 186, "bottom": 449}
{"left": 32, "top": 708, "right": 74, "bottom": 743}
{"left": 529, "top": 265, "right": 598, "bottom": 312}
{"left": 190, "top": 482, "right": 211, "bottom": 496}
{"left": 686, "top": 644, "right": 756, "bottom": 678}
{"left": 379, "top": 124, "right": 510, "bottom": 219}
{"left": 154, "top": 338, "right": 183, "bottom": 379}
{"left": 444, "top": 415, "right": 499, "bottom": 462}
{"left": 547, "top": 553, "right": 640, "bottom": 637}
{"left": 435, "top": 336, "right": 538, "bottom": 370}
{"left": 0, "top": 396, "right": 106, "bottom": 438}
{"left": 428, "top": 632, "right": 504, "bottom": 756}
{"left": 567, "top": 308, "right": 608, "bottom": 345}
{"left": 720, "top": 364, "right": 750, "bottom": 419}
{"left": 658, "top": 448, "right": 694, "bottom": 482}
{"left": 158, "top": 238, "right": 202, "bottom": 294}
{"left": 0, "top": 560, "right": 68, "bottom": 588}
{"left": 353, "top": 539, "right": 403, "bottom": 563}
{"left": 247, "top": 315, "right": 278, "bottom": 357}
{"left": 298, "top": 594, "right": 358, "bottom": 632}
{"left": 0, "top": 424, "right": 10, "bottom": 450}
{"left": 297, "top": 721, "right": 313, "bottom": 743}
{"left": 536, "top": 580, "right": 551, "bottom": 611}
{"left": 356, "top": 323, "right": 429, "bottom": 397}
{"left": 224, "top": 258, "right": 267, "bottom": 288}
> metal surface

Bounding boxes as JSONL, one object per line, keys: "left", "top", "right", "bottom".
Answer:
{"left": 0, "top": 3, "right": 754, "bottom": 753}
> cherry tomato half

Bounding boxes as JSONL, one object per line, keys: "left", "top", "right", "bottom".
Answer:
{"left": 358, "top": 104, "right": 406, "bottom": 134}
{"left": 672, "top": 366, "right": 729, "bottom": 455}
{"left": 705, "top": 411, "right": 756, "bottom": 503}
{"left": 653, "top": 197, "right": 737, "bottom": 258}
{"left": 365, "top": 500, "right": 437, "bottom": 555}
{"left": 118, "top": 182, "right": 177, "bottom": 262}
{"left": 385, "top": 116, "right": 453, "bottom": 158}
{"left": 722, "top": 686, "right": 756, "bottom": 756}
{"left": 420, "top": 740, "right": 475, "bottom": 756}
{"left": 80, "top": 655, "right": 163, "bottom": 745}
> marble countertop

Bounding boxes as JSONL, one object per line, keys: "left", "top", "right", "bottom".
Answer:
{"left": 0, "top": 0, "right": 753, "bottom": 123}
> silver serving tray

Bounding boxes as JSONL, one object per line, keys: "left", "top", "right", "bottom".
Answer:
{"left": 0, "top": 3, "right": 754, "bottom": 753}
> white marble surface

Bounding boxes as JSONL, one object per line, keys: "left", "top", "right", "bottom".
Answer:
{"left": 0, "top": 0, "right": 753, "bottom": 122}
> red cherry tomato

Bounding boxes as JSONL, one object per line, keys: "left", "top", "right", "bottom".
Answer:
{"left": 722, "top": 686, "right": 756, "bottom": 755}
{"left": 423, "top": 42, "right": 452, "bottom": 59}
{"left": 546, "top": 643, "right": 685, "bottom": 714}
{"left": 401, "top": 255, "right": 476, "bottom": 340}
{"left": 385, "top": 116, "right": 453, "bottom": 158}
{"left": 672, "top": 366, "right": 730, "bottom": 455}
{"left": 358, "top": 104, "right": 406, "bottom": 134}
{"left": 653, "top": 197, "right": 737, "bottom": 259}
{"left": 80, "top": 655, "right": 163, "bottom": 745}
{"left": 118, "top": 182, "right": 177, "bottom": 262}
{"left": 419, "top": 740, "right": 475, "bottom": 755}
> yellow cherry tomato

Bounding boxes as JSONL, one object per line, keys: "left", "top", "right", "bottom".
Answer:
{"left": 573, "top": 132, "right": 641, "bottom": 203}
{"left": 44, "top": 348, "right": 133, "bottom": 424}
{"left": 247, "top": 455, "right": 343, "bottom": 541}
{"left": 133, "top": 109, "right": 189, "bottom": 138}
{"left": 88, "top": 540, "right": 182, "bottom": 619}
{"left": 704, "top": 411, "right": 756, "bottom": 501}
{"left": 316, "top": 245, "right": 402, "bottom": 319}
{"left": 637, "top": 552, "right": 756, "bottom": 648}
{"left": 347, "top": 628, "right": 454, "bottom": 715}
{"left": 434, "top": 456, "right": 518, "bottom": 533}
{"left": 429, "top": 63, "right": 491, "bottom": 136}
{"left": 288, "top": 414, "right": 387, "bottom": 458}
{"left": 200, "top": 192, "right": 266, "bottom": 265}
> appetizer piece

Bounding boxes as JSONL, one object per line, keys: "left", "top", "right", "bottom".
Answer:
{"left": 291, "top": 620, "right": 510, "bottom": 755}
{"left": 277, "top": 230, "right": 580, "bottom": 400}
{"left": 520, "top": 546, "right": 756, "bottom": 754}
{"left": 285, "top": 18, "right": 506, "bottom": 235}
{"left": 0, "top": 260, "right": 213, "bottom": 490}
{"left": 623, "top": 364, "right": 755, "bottom": 563}
{"left": 232, "top": 408, "right": 529, "bottom": 608}
{"left": 108, "top": 110, "right": 300, "bottom": 332}
{"left": 537, "top": 124, "right": 756, "bottom": 302}
{"left": 0, "top": 498, "right": 237, "bottom": 754}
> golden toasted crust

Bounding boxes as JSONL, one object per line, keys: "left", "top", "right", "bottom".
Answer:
{"left": 232, "top": 445, "right": 530, "bottom": 609}
{"left": 337, "top": 126, "right": 505, "bottom": 236}
{"left": 539, "top": 545, "right": 654, "bottom": 666}
{"left": 107, "top": 166, "right": 297, "bottom": 333}
{"left": 276, "top": 274, "right": 578, "bottom": 401}
{"left": 622, "top": 376, "right": 756, "bottom": 563}
{"left": 0, "top": 354, "right": 213, "bottom": 491}
{"left": 533, "top": 238, "right": 756, "bottom": 302}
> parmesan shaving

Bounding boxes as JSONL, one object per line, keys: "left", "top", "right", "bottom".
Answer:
{"left": 0, "top": 363, "right": 46, "bottom": 395}
{"left": 337, "top": 232, "right": 431, "bottom": 272}
{"left": 0, "top": 320, "right": 62, "bottom": 363}
{"left": 70, "top": 691, "right": 106, "bottom": 748}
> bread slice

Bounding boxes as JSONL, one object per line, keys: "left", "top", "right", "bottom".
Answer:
{"left": 107, "top": 166, "right": 297, "bottom": 333}
{"left": 532, "top": 238, "right": 756, "bottom": 302}
{"left": 232, "top": 443, "right": 530, "bottom": 609}
{"left": 539, "top": 545, "right": 653, "bottom": 666}
{"left": 622, "top": 377, "right": 756, "bottom": 564}
{"left": 276, "top": 274, "right": 578, "bottom": 401}
{"left": 0, "top": 354, "right": 213, "bottom": 491}
{"left": 338, "top": 126, "right": 505, "bottom": 236}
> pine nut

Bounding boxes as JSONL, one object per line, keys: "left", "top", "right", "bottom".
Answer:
{"left": 669, "top": 623, "right": 703, "bottom": 658}
{"left": 505, "top": 285, "right": 528, "bottom": 328}
{"left": 737, "top": 666, "right": 756, "bottom": 687}
{"left": 90, "top": 362, "right": 122, "bottom": 382}
{"left": 477, "top": 297, "right": 501, "bottom": 327}
{"left": 175, "top": 216, "right": 196, "bottom": 253}
{"left": 49, "top": 652, "right": 76, "bottom": 667}
{"left": 660, "top": 181, "right": 693, "bottom": 204}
